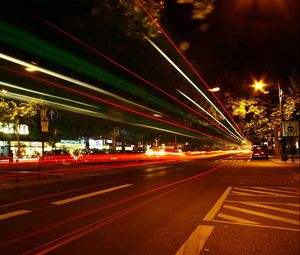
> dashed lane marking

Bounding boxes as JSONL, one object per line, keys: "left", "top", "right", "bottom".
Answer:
{"left": 51, "top": 184, "right": 133, "bottom": 205}
{"left": 0, "top": 210, "right": 31, "bottom": 220}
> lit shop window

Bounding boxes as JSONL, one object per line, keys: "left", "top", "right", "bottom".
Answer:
{"left": 0, "top": 122, "right": 29, "bottom": 135}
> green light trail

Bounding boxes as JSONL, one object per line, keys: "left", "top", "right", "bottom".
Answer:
{"left": 0, "top": 52, "right": 162, "bottom": 115}
{"left": 0, "top": 20, "right": 243, "bottom": 144}
{"left": 0, "top": 21, "right": 180, "bottom": 115}
{"left": 1, "top": 90, "right": 230, "bottom": 144}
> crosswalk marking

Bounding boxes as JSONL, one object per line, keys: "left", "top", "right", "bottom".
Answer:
{"left": 288, "top": 203, "right": 300, "bottom": 208}
{"left": 217, "top": 212, "right": 259, "bottom": 225}
{"left": 232, "top": 187, "right": 296, "bottom": 197}
{"left": 238, "top": 202, "right": 300, "bottom": 215}
{"left": 231, "top": 191, "right": 259, "bottom": 196}
{"left": 250, "top": 187, "right": 299, "bottom": 196}
{"left": 51, "top": 184, "right": 132, "bottom": 205}
{"left": 223, "top": 204, "right": 300, "bottom": 225}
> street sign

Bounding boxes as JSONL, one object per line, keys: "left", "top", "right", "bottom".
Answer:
{"left": 282, "top": 121, "right": 299, "bottom": 137}
{"left": 41, "top": 119, "right": 49, "bottom": 132}
{"left": 46, "top": 108, "right": 58, "bottom": 121}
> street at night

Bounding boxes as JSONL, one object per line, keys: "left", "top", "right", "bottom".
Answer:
{"left": 1, "top": 1, "right": 299, "bottom": 254}
{"left": 0, "top": 153, "right": 299, "bottom": 254}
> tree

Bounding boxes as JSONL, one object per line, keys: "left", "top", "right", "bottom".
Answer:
{"left": 177, "top": 0, "right": 215, "bottom": 20}
{"left": 283, "top": 73, "right": 300, "bottom": 120}
{"left": 91, "top": 0, "right": 165, "bottom": 41}
{"left": 226, "top": 73, "right": 300, "bottom": 156}
{"left": 0, "top": 98, "right": 38, "bottom": 157}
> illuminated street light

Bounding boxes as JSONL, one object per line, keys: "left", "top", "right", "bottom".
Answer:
{"left": 208, "top": 87, "right": 220, "bottom": 92}
{"left": 25, "top": 62, "right": 38, "bottom": 72}
{"left": 253, "top": 80, "right": 269, "bottom": 93}
{"left": 25, "top": 66, "right": 38, "bottom": 72}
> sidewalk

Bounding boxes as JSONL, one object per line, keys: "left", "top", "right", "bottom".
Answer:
{"left": 269, "top": 155, "right": 300, "bottom": 165}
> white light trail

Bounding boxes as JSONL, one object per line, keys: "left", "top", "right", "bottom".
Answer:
{"left": 145, "top": 37, "right": 245, "bottom": 141}
{"left": 178, "top": 90, "right": 244, "bottom": 143}
{"left": 0, "top": 53, "right": 163, "bottom": 116}
{"left": 1, "top": 91, "right": 211, "bottom": 141}
{"left": 0, "top": 81, "right": 97, "bottom": 108}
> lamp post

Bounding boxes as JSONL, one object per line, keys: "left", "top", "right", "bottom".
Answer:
{"left": 252, "top": 79, "right": 284, "bottom": 158}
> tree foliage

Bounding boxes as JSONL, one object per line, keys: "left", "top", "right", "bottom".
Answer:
{"left": 177, "top": 0, "right": 215, "bottom": 20}
{"left": 227, "top": 73, "right": 300, "bottom": 144}
{"left": 0, "top": 98, "right": 38, "bottom": 155}
{"left": 91, "top": 0, "right": 165, "bottom": 41}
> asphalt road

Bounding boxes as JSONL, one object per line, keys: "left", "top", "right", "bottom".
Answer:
{"left": 0, "top": 153, "right": 299, "bottom": 255}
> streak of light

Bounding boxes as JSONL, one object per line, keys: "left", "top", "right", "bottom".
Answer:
{"left": 0, "top": 81, "right": 98, "bottom": 109}
{"left": 0, "top": 162, "right": 228, "bottom": 251}
{"left": 136, "top": 0, "right": 248, "bottom": 141}
{"left": 178, "top": 90, "right": 244, "bottom": 143}
{"left": 1, "top": 89, "right": 221, "bottom": 142}
{"left": 0, "top": 21, "right": 173, "bottom": 115}
{"left": 25, "top": 12, "right": 236, "bottom": 137}
{"left": 0, "top": 53, "right": 163, "bottom": 116}
{"left": 145, "top": 37, "right": 246, "bottom": 142}
{"left": 0, "top": 60, "right": 235, "bottom": 144}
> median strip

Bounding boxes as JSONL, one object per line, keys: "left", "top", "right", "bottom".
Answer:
{"left": 51, "top": 184, "right": 132, "bottom": 205}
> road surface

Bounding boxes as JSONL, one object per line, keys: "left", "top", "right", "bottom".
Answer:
{"left": 0, "top": 153, "right": 299, "bottom": 255}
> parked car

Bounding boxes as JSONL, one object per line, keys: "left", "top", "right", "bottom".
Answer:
{"left": 251, "top": 145, "right": 269, "bottom": 159}
{"left": 39, "top": 149, "right": 75, "bottom": 164}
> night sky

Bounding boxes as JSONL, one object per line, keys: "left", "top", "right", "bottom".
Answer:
{"left": 1, "top": 0, "right": 299, "bottom": 93}
{"left": 1, "top": 0, "right": 299, "bottom": 144}
{"left": 165, "top": 0, "right": 300, "bottom": 90}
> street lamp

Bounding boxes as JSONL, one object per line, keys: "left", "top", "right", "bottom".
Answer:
{"left": 252, "top": 80, "right": 269, "bottom": 94}
{"left": 252, "top": 78, "right": 284, "bottom": 158}
{"left": 208, "top": 87, "right": 220, "bottom": 92}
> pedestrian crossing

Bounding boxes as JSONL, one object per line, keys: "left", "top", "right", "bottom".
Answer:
{"left": 204, "top": 186, "right": 300, "bottom": 231}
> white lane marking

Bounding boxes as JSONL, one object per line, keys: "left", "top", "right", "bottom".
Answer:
{"left": 176, "top": 225, "right": 214, "bottom": 255}
{"left": 213, "top": 219, "right": 299, "bottom": 232}
{"left": 0, "top": 210, "right": 31, "bottom": 220}
{"left": 217, "top": 212, "right": 259, "bottom": 225}
{"left": 223, "top": 205, "right": 300, "bottom": 225}
{"left": 203, "top": 186, "right": 232, "bottom": 221}
{"left": 51, "top": 184, "right": 132, "bottom": 205}
{"left": 233, "top": 187, "right": 296, "bottom": 197}
{"left": 288, "top": 203, "right": 300, "bottom": 208}
{"left": 250, "top": 187, "right": 299, "bottom": 196}
{"left": 238, "top": 202, "right": 300, "bottom": 215}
